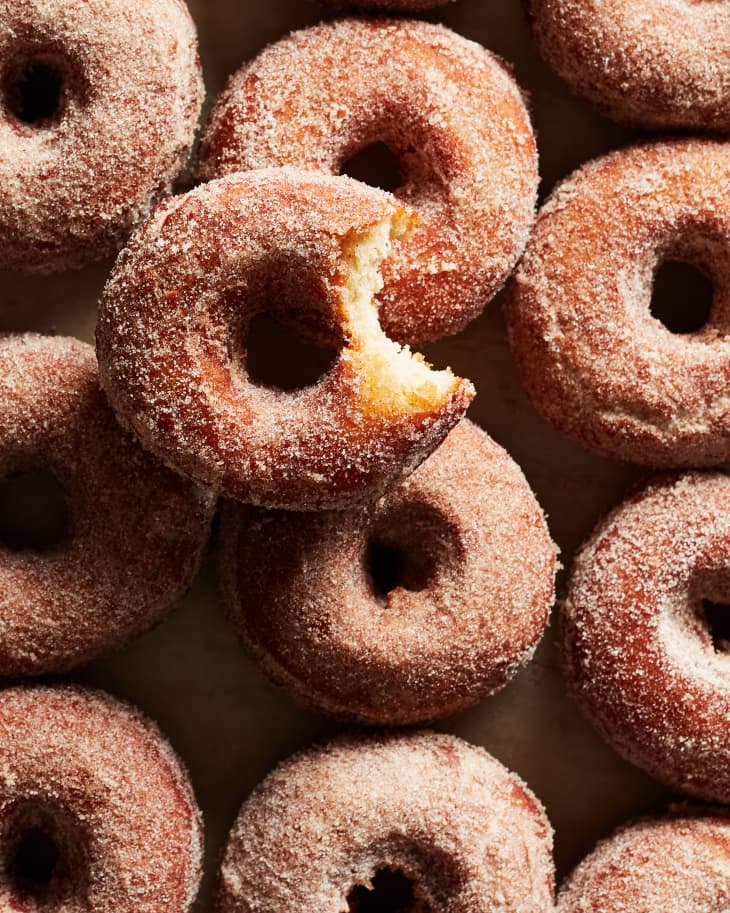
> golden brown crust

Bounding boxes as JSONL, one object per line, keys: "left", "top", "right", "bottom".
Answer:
{"left": 0, "top": 685, "right": 203, "bottom": 912}
{"left": 557, "top": 808, "right": 730, "bottom": 913}
{"left": 0, "top": 0, "right": 203, "bottom": 272}
{"left": 563, "top": 472, "right": 730, "bottom": 803}
{"left": 0, "top": 334, "right": 214, "bottom": 676}
{"left": 217, "top": 731, "right": 554, "bottom": 913}
{"left": 97, "top": 169, "right": 474, "bottom": 510}
{"left": 529, "top": 0, "right": 730, "bottom": 131}
{"left": 505, "top": 138, "right": 730, "bottom": 467}
{"left": 197, "top": 18, "right": 538, "bottom": 345}
{"left": 218, "top": 420, "right": 556, "bottom": 724}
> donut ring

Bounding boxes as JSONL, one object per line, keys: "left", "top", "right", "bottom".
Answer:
{"left": 0, "top": 685, "right": 202, "bottom": 911}
{"left": 218, "top": 420, "right": 556, "bottom": 724}
{"left": 0, "top": 0, "right": 203, "bottom": 273}
{"left": 505, "top": 139, "right": 730, "bottom": 467}
{"left": 558, "top": 809, "right": 730, "bottom": 913}
{"left": 97, "top": 169, "right": 474, "bottom": 511}
{"left": 218, "top": 731, "right": 555, "bottom": 913}
{"left": 529, "top": 0, "right": 730, "bottom": 132}
{"left": 563, "top": 472, "right": 730, "bottom": 803}
{"left": 197, "top": 18, "right": 538, "bottom": 346}
{"left": 0, "top": 334, "right": 214, "bottom": 676}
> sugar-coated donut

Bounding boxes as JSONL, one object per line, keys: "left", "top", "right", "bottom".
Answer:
{"left": 529, "top": 0, "right": 730, "bottom": 132}
{"left": 557, "top": 808, "right": 730, "bottom": 913}
{"left": 505, "top": 139, "right": 730, "bottom": 467}
{"left": 97, "top": 169, "right": 474, "bottom": 511}
{"left": 197, "top": 18, "right": 538, "bottom": 346}
{"left": 0, "top": 0, "right": 203, "bottom": 273}
{"left": 563, "top": 472, "right": 730, "bottom": 803}
{"left": 218, "top": 731, "right": 555, "bottom": 913}
{"left": 218, "top": 420, "right": 556, "bottom": 724}
{"left": 0, "top": 685, "right": 202, "bottom": 911}
{"left": 0, "top": 334, "right": 214, "bottom": 676}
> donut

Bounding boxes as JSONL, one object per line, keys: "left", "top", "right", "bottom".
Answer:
{"left": 0, "top": 0, "right": 203, "bottom": 273}
{"left": 0, "top": 334, "right": 214, "bottom": 676}
{"left": 557, "top": 808, "right": 730, "bottom": 913}
{"left": 0, "top": 684, "right": 202, "bottom": 911}
{"left": 196, "top": 18, "right": 538, "bottom": 346}
{"left": 218, "top": 730, "right": 555, "bottom": 913}
{"left": 505, "top": 138, "right": 730, "bottom": 468}
{"left": 218, "top": 419, "right": 556, "bottom": 724}
{"left": 96, "top": 169, "right": 474, "bottom": 511}
{"left": 563, "top": 472, "right": 730, "bottom": 803}
{"left": 528, "top": 0, "right": 730, "bottom": 132}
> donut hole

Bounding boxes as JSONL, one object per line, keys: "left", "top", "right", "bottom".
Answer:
{"left": 244, "top": 312, "right": 339, "bottom": 391}
{"left": 1, "top": 803, "right": 88, "bottom": 903}
{"left": 0, "top": 468, "right": 69, "bottom": 551}
{"left": 348, "top": 868, "right": 428, "bottom": 913}
{"left": 2, "top": 55, "right": 67, "bottom": 126}
{"left": 365, "top": 504, "right": 458, "bottom": 602}
{"left": 700, "top": 599, "right": 730, "bottom": 653}
{"left": 341, "top": 142, "right": 403, "bottom": 193}
{"left": 650, "top": 259, "right": 714, "bottom": 335}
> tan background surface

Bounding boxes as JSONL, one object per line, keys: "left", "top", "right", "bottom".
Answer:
{"left": 0, "top": 0, "right": 677, "bottom": 909}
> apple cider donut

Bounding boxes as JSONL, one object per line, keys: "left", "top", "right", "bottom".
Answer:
{"left": 563, "top": 472, "right": 730, "bottom": 803}
{"left": 0, "top": 685, "right": 202, "bottom": 912}
{"left": 529, "top": 0, "right": 730, "bottom": 132}
{"left": 218, "top": 420, "right": 556, "bottom": 724}
{"left": 506, "top": 139, "right": 730, "bottom": 467}
{"left": 197, "top": 18, "right": 538, "bottom": 345}
{"left": 218, "top": 731, "right": 555, "bottom": 913}
{"left": 558, "top": 809, "right": 730, "bottom": 913}
{"left": 0, "top": 334, "right": 214, "bottom": 676}
{"left": 0, "top": 0, "right": 203, "bottom": 272}
{"left": 96, "top": 169, "right": 474, "bottom": 511}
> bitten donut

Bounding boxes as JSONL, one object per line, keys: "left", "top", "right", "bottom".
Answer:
{"left": 197, "top": 18, "right": 538, "bottom": 345}
{"left": 0, "top": 334, "right": 214, "bottom": 676}
{"left": 529, "top": 0, "right": 730, "bottom": 132}
{"left": 218, "top": 731, "right": 555, "bottom": 913}
{"left": 97, "top": 169, "right": 474, "bottom": 511}
{"left": 506, "top": 139, "right": 730, "bottom": 467}
{"left": 558, "top": 808, "right": 730, "bottom": 913}
{"left": 0, "top": 685, "right": 202, "bottom": 911}
{"left": 0, "top": 0, "right": 203, "bottom": 273}
{"left": 563, "top": 472, "right": 730, "bottom": 803}
{"left": 219, "top": 420, "right": 556, "bottom": 724}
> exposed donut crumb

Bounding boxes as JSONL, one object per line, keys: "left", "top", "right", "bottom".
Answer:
{"left": 97, "top": 168, "right": 474, "bottom": 511}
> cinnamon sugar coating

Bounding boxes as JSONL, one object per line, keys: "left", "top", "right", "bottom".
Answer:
{"left": 0, "top": 334, "right": 214, "bottom": 676}
{"left": 217, "top": 731, "right": 555, "bottom": 913}
{"left": 505, "top": 139, "right": 730, "bottom": 467}
{"left": 563, "top": 472, "right": 730, "bottom": 803}
{"left": 0, "top": 685, "right": 203, "bottom": 912}
{"left": 197, "top": 18, "right": 538, "bottom": 346}
{"left": 0, "top": 0, "right": 203, "bottom": 273}
{"left": 97, "top": 169, "right": 474, "bottom": 511}
{"left": 558, "top": 808, "right": 730, "bottom": 913}
{"left": 529, "top": 0, "right": 730, "bottom": 132}
{"left": 218, "top": 420, "right": 556, "bottom": 724}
